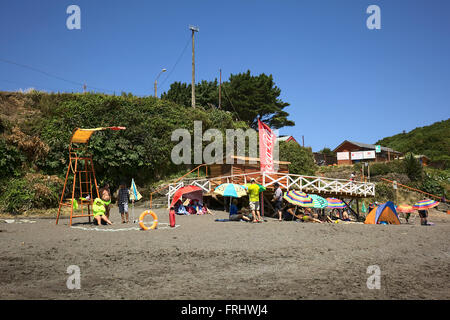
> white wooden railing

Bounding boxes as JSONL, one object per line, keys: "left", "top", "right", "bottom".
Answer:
{"left": 165, "top": 171, "right": 375, "bottom": 208}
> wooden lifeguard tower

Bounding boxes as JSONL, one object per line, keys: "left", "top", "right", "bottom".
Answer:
{"left": 55, "top": 127, "right": 125, "bottom": 226}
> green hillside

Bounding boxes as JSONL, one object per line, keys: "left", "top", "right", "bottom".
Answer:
{"left": 0, "top": 90, "right": 313, "bottom": 214}
{"left": 376, "top": 118, "right": 450, "bottom": 164}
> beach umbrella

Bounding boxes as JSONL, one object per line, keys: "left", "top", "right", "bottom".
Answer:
{"left": 326, "top": 198, "right": 346, "bottom": 209}
{"left": 396, "top": 205, "right": 415, "bottom": 213}
{"left": 283, "top": 190, "right": 314, "bottom": 207}
{"left": 309, "top": 194, "right": 328, "bottom": 209}
{"left": 243, "top": 183, "right": 267, "bottom": 192}
{"left": 214, "top": 183, "right": 247, "bottom": 198}
{"left": 215, "top": 183, "right": 247, "bottom": 212}
{"left": 413, "top": 199, "right": 439, "bottom": 210}
{"left": 129, "top": 178, "right": 142, "bottom": 223}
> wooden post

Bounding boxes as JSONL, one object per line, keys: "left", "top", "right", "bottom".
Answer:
{"left": 261, "top": 191, "right": 264, "bottom": 217}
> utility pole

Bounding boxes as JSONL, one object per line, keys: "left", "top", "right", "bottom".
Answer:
{"left": 189, "top": 25, "right": 199, "bottom": 108}
{"left": 219, "top": 69, "right": 222, "bottom": 108}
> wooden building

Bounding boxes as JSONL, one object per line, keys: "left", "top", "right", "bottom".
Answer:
{"left": 207, "top": 155, "right": 290, "bottom": 189}
{"left": 333, "top": 140, "right": 402, "bottom": 166}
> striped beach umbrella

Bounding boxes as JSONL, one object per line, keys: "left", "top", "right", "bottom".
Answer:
{"left": 283, "top": 190, "right": 314, "bottom": 207}
{"left": 214, "top": 183, "right": 247, "bottom": 198}
{"left": 396, "top": 204, "right": 415, "bottom": 213}
{"left": 309, "top": 194, "right": 328, "bottom": 209}
{"left": 413, "top": 199, "right": 439, "bottom": 210}
{"left": 326, "top": 198, "right": 346, "bottom": 209}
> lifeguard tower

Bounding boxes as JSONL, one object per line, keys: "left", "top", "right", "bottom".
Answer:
{"left": 55, "top": 127, "right": 125, "bottom": 226}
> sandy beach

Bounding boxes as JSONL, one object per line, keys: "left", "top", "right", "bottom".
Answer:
{"left": 1, "top": 205, "right": 449, "bottom": 300}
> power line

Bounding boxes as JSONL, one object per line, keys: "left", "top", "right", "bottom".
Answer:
{"left": 0, "top": 57, "right": 115, "bottom": 93}
{"left": 221, "top": 84, "right": 242, "bottom": 122}
{"left": 0, "top": 79, "right": 69, "bottom": 93}
{"left": 159, "top": 37, "right": 191, "bottom": 91}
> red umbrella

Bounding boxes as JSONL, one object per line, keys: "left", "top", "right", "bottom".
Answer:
{"left": 170, "top": 186, "right": 203, "bottom": 208}
{"left": 396, "top": 205, "right": 415, "bottom": 213}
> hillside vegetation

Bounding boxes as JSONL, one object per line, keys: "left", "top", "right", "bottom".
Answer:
{"left": 0, "top": 91, "right": 312, "bottom": 214}
{"left": 376, "top": 118, "right": 450, "bottom": 167}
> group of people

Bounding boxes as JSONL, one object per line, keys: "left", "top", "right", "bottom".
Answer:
{"left": 173, "top": 199, "right": 212, "bottom": 215}
{"left": 227, "top": 179, "right": 344, "bottom": 223}
{"left": 92, "top": 182, "right": 134, "bottom": 225}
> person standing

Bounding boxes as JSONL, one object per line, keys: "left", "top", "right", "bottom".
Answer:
{"left": 248, "top": 178, "right": 262, "bottom": 223}
{"left": 418, "top": 209, "right": 429, "bottom": 226}
{"left": 118, "top": 182, "right": 131, "bottom": 223}
{"left": 272, "top": 182, "right": 283, "bottom": 221}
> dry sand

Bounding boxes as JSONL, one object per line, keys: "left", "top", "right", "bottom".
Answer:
{"left": 0, "top": 205, "right": 449, "bottom": 300}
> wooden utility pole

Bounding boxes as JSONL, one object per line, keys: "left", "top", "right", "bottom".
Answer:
{"left": 190, "top": 25, "right": 199, "bottom": 108}
{"left": 219, "top": 69, "right": 222, "bottom": 108}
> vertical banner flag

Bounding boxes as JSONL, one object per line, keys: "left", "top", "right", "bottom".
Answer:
{"left": 258, "top": 119, "right": 276, "bottom": 172}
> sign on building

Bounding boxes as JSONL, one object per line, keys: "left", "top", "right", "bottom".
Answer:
{"left": 351, "top": 151, "right": 364, "bottom": 160}
{"left": 337, "top": 152, "right": 350, "bottom": 160}
{"left": 363, "top": 151, "right": 376, "bottom": 159}
{"left": 375, "top": 145, "right": 381, "bottom": 153}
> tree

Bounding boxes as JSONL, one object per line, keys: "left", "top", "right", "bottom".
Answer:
{"left": 221, "top": 70, "right": 294, "bottom": 129}
{"left": 319, "top": 147, "right": 335, "bottom": 157}
{"left": 162, "top": 70, "right": 295, "bottom": 129}
{"left": 404, "top": 152, "right": 423, "bottom": 182}
{"left": 279, "top": 141, "right": 316, "bottom": 175}
{"left": 160, "top": 82, "right": 191, "bottom": 107}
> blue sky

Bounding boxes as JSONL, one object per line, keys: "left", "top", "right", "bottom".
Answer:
{"left": 1, "top": 0, "right": 449, "bottom": 152}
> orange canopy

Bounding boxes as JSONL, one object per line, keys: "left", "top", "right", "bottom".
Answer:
{"left": 70, "top": 127, "right": 126, "bottom": 144}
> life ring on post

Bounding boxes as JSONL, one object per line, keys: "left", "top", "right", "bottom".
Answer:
{"left": 138, "top": 210, "right": 158, "bottom": 230}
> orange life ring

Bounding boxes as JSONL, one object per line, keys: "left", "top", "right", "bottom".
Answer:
{"left": 138, "top": 210, "right": 158, "bottom": 230}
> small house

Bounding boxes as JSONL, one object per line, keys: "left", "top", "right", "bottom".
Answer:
{"left": 333, "top": 140, "right": 402, "bottom": 165}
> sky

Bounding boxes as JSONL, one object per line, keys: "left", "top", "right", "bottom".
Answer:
{"left": 1, "top": 0, "right": 449, "bottom": 152}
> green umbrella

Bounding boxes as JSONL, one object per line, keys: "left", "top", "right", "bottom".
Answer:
{"left": 243, "top": 183, "right": 266, "bottom": 192}
{"left": 309, "top": 194, "right": 328, "bottom": 209}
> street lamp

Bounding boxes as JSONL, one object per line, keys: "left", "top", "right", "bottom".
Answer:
{"left": 154, "top": 68, "right": 167, "bottom": 97}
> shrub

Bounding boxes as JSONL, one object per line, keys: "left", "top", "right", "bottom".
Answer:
{"left": 0, "top": 173, "right": 63, "bottom": 214}
{"left": 0, "top": 139, "right": 24, "bottom": 179}
{"left": 404, "top": 152, "right": 423, "bottom": 181}
{"left": 374, "top": 182, "right": 395, "bottom": 203}
{"left": 279, "top": 141, "right": 316, "bottom": 175}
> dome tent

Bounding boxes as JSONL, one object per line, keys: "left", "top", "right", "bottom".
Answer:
{"left": 364, "top": 201, "right": 401, "bottom": 225}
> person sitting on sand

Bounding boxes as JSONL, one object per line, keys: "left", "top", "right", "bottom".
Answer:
{"left": 202, "top": 203, "right": 213, "bottom": 215}
{"left": 341, "top": 210, "right": 351, "bottom": 221}
{"left": 99, "top": 183, "right": 111, "bottom": 219}
{"left": 92, "top": 198, "right": 113, "bottom": 225}
{"left": 282, "top": 203, "right": 301, "bottom": 221}
{"left": 190, "top": 199, "right": 204, "bottom": 215}
{"left": 299, "top": 208, "right": 323, "bottom": 223}
{"left": 174, "top": 200, "right": 188, "bottom": 215}
{"left": 229, "top": 199, "right": 251, "bottom": 222}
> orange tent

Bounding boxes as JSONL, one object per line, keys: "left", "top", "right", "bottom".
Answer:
{"left": 364, "top": 201, "right": 401, "bottom": 225}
